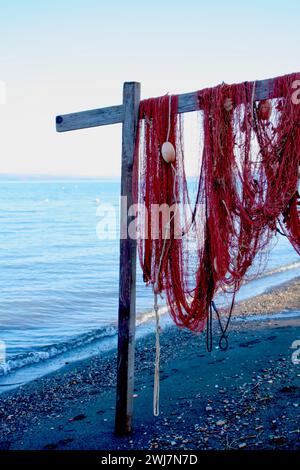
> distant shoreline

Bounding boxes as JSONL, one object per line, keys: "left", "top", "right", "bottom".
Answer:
{"left": 0, "top": 174, "right": 121, "bottom": 181}
{"left": 0, "top": 174, "right": 200, "bottom": 181}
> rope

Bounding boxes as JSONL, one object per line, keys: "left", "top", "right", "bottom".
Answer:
{"left": 210, "top": 284, "right": 237, "bottom": 351}
{"left": 206, "top": 303, "right": 213, "bottom": 352}
{"left": 153, "top": 163, "right": 178, "bottom": 416}
{"left": 153, "top": 292, "right": 160, "bottom": 416}
{"left": 153, "top": 95, "right": 177, "bottom": 416}
{"left": 276, "top": 227, "right": 287, "bottom": 237}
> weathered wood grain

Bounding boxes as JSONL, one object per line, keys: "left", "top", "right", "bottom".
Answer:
{"left": 115, "top": 82, "right": 140, "bottom": 436}
{"left": 56, "top": 104, "right": 123, "bottom": 132}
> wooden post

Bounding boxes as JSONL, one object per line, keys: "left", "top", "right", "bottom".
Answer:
{"left": 115, "top": 82, "right": 141, "bottom": 435}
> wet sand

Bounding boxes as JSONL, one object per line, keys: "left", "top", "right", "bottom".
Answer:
{"left": 0, "top": 277, "right": 299, "bottom": 450}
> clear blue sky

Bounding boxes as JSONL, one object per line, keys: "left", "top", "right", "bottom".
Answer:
{"left": 0, "top": 0, "right": 299, "bottom": 177}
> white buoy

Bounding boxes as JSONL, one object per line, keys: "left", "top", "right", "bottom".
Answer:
{"left": 161, "top": 141, "right": 176, "bottom": 164}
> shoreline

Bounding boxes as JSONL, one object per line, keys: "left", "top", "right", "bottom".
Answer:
{"left": 233, "top": 276, "right": 300, "bottom": 317}
{"left": 1, "top": 276, "right": 300, "bottom": 385}
{"left": 0, "top": 276, "right": 300, "bottom": 450}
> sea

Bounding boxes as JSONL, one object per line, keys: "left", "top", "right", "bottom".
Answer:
{"left": 0, "top": 177, "right": 299, "bottom": 388}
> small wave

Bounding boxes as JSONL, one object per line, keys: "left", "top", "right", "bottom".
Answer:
{"left": 0, "top": 325, "right": 117, "bottom": 376}
{"left": 234, "top": 310, "right": 300, "bottom": 323}
{"left": 136, "top": 305, "right": 169, "bottom": 326}
{"left": 234, "top": 261, "right": 300, "bottom": 288}
{"left": 254, "top": 261, "right": 300, "bottom": 280}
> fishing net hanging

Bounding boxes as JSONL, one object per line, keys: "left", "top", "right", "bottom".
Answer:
{"left": 133, "top": 73, "right": 300, "bottom": 336}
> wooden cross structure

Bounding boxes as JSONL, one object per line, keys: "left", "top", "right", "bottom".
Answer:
{"left": 55, "top": 76, "right": 280, "bottom": 435}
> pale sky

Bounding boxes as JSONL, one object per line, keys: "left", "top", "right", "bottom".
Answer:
{"left": 0, "top": 0, "right": 299, "bottom": 177}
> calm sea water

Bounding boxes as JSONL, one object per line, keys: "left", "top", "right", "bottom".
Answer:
{"left": 0, "top": 178, "right": 299, "bottom": 377}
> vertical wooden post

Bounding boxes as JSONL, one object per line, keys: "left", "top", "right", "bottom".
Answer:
{"left": 115, "top": 82, "right": 141, "bottom": 435}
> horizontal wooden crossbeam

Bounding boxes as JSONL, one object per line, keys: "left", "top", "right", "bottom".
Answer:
{"left": 55, "top": 77, "right": 277, "bottom": 132}
{"left": 55, "top": 104, "right": 124, "bottom": 132}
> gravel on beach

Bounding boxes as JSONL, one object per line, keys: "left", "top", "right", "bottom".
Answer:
{"left": 233, "top": 276, "right": 300, "bottom": 317}
{"left": 0, "top": 277, "right": 299, "bottom": 451}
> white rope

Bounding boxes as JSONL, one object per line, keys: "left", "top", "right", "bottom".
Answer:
{"left": 153, "top": 97, "right": 178, "bottom": 414}
{"left": 153, "top": 292, "right": 160, "bottom": 416}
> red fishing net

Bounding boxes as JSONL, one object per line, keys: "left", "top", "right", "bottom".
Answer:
{"left": 133, "top": 73, "right": 300, "bottom": 335}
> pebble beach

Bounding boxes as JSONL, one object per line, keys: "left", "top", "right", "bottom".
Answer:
{"left": 0, "top": 277, "right": 299, "bottom": 451}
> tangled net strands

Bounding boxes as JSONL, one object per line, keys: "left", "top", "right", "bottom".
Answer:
{"left": 133, "top": 73, "right": 300, "bottom": 342}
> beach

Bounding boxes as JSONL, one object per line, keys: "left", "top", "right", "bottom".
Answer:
{"left": 0, "top": 277, "right": 299, "bottom": 451}
{"left": 233, "top": 276, "right": 300, "bottom": 317}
